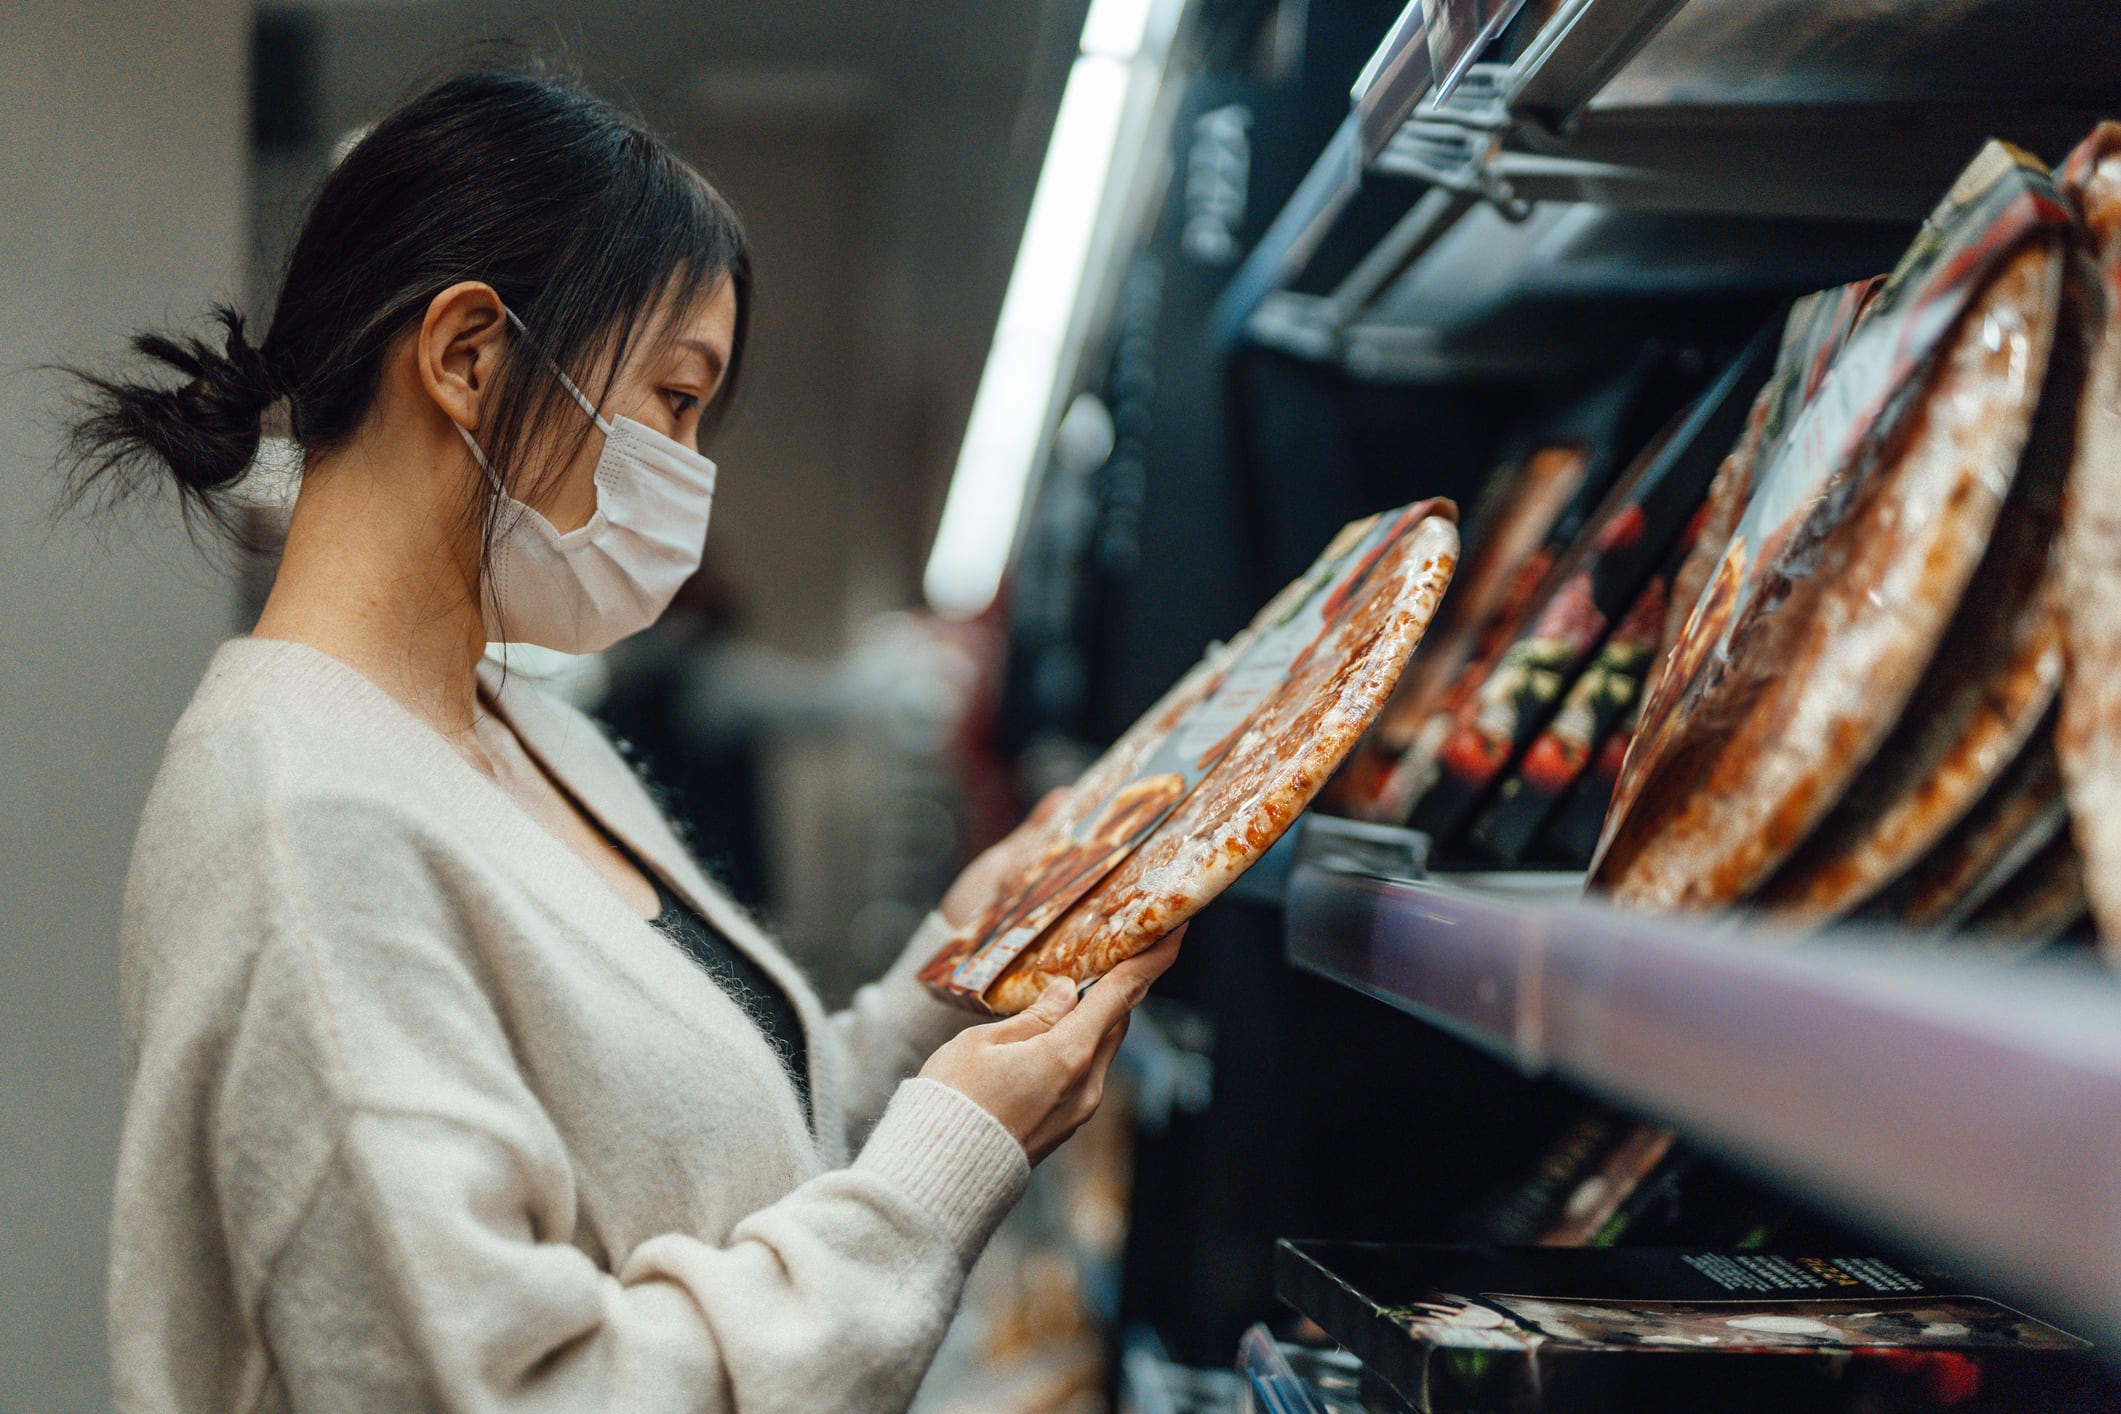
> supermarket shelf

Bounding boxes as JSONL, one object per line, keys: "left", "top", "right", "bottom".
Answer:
{"left": 1214, "top": 0, "right": 1685, "bottom": 346}
{"left": 1349, "top": 1, "right": 1434, "bottom": 160}
{"left": 1212, "top": 113, "right": 1365, "bottom": 346}
{"left": 1226, "top": 0, "right": 2121, "bottom": 373}
{"left": 1282, "top": 861, "right": 2121, "bottom": 1351}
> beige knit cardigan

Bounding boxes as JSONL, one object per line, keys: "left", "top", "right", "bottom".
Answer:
{"left": 108, "top": 638, "right": 1027, "bottom": 1413}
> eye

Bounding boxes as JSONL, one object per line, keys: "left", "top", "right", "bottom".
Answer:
{"left": 664, "top": 389, "right": 702, "bottom": 419}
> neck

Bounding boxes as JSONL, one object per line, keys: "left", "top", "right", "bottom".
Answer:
{"left": 253, "top": 434, "right": 489, "bottom": 739}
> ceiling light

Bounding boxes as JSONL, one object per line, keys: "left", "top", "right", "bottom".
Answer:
{"left": 923, "top": 53, "right": 1132, "bottom": 618}
{"left": 1080, "top": 0, "right": 1156, "bottom": 59}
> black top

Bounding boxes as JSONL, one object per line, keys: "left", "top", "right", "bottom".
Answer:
{"left": 643, "top": 871, "right": 812, "bottom": 1127}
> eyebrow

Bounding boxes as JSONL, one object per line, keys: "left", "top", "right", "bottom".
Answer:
{"left": 674, "top": 337, "right": 728, "bottom": 383}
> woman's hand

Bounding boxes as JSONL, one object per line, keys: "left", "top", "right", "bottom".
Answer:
{"left": 919, "top": 926, "right": 1186, "bottom": 1164}
{"left": 938, "top": 788, "right": 1069, "bottom": 929}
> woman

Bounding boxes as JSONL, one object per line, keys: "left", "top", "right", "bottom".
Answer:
{"left": 78, "top": 66, "right": 1179, "bottom": 1412}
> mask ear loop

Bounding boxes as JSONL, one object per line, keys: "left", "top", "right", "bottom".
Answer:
{"left": 458, "top": 306, "right": 618, "bottom": 487}
{"left": 504, "top": 308, "right": 615, "bottom": 436}
{"left": 457, "top": 424, "right": 503, "bottom": 489}
{"left": 460, "top": 306, "right": 616, "bottom": 482}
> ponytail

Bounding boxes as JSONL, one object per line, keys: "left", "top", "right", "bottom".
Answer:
{"left": 64, "top": 305, "right": 277, "bottom": 534}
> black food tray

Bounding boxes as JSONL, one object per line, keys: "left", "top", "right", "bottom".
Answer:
{"left": 1274, "top": 1241, "right": 2116, "bottom": 1414}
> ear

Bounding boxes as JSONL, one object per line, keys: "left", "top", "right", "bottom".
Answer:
{"left": 415, "top": 281, "right": 509, "bottom": 434}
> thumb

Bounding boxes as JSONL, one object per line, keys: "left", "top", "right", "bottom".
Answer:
{"left": 985, "top": 977, "right": 1077, "bottom": 1040}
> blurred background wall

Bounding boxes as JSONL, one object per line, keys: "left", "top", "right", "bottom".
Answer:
{"left": 0, "top": 3, "right": 247, "bottom": 1409}
{"left": 1, "top": 2, "right": 1073, "bottom": 1408}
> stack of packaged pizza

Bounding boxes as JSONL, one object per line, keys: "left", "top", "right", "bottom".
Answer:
{"left": 1591, "top": 127, "right": 2121, "bottom": 955}
{"left": 1325, "top": 125, "right": 2121, "bottom": 958}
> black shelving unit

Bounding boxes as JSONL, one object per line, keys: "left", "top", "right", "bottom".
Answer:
{"left": 1182, "top": 0, "right": 2121, "bottom": 1362}
{"left": 1283, "top": 856, "right": 2121, "bottom": 1354}
{"left": 1009, "top": 0, "right": 2121, "bottom": 1394}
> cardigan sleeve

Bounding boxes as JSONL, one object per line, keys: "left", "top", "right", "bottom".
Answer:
{"left": 230, "top": 806, "right": 1027, "bottom": 1414}
{"left": 826, "top": 912, "right": 987, "bottom": 1149}
{"left": 260, "top": 1082, "right": 1021, "bottom": 1414}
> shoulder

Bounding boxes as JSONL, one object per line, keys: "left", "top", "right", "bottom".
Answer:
{"left": 122, "top": 644, "right": 530, "bottom": 1075}
{"left": 127, "top": 643, "right": 499, "bottom": 972}
{"left": 145, "top": 642, "right": 452, "bottom": 851}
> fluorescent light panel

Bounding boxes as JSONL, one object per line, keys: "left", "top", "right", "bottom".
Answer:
{"left": 1081, "top": 0, "right": 1156, "bottom": 58}
{"left": 923, "top": 51, "right": 1132, "bottom": 617}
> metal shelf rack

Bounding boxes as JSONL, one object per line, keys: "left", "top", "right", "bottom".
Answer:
{"left": 1282, "top": 856, "right": 2121, "bottom": 1353}
{"left": 1214, "top": 0, "right": 1694, "bottom": 348}
{"left": 1223, "top": 0, "right": 2121, "bottom": 378}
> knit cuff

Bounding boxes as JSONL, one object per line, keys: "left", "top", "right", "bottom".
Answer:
{"left": 854, "top": 1078, "right": 1029, "bottom": 1264}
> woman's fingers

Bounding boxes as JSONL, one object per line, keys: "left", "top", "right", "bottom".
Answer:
{"left": 1129, "top": 921, "right": 1187, "bottom": 981}
{"left": 1051, "top": 924, "right": 1187, "bottom": 1048}
{"left": 930, "top": 924, "right": 1184, "bottom": 1162}
{"left": 1088, "top": 1009, "right": 1130, "bottom": 1075}
{"left": 985, "top": 976, "right": 1078, "bottom": 1041}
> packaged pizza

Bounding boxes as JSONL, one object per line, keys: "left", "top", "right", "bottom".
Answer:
{"left": 1404, "top": 335, "right": 1775, "bottom": 846}
{"left": 1750, "top": 359, "right": 2075, "bottom": 923}
{"left": 1465, "top": 551, "right": 1674, "bottom": 864}
{"left": 1861, "top": 726, "right": 2069, "bottom": 933}
{"left": 1341, "top": 369, "right": 1657, "bottom": 824}
{"left": 921, "top": 501, "right": 1460, "bottom": 1013}
{"left": 1752, "top": 145, "right": 2106, "bottom": 925}
{"left": 1541, "top": 332, "right": 1854, "bottom": 868}
{"left": 1638, "top": 279, "right": 1881, "bottom": 713}
{"left": 1614, "top": 280, "right": 1884, "bottom": 839}
{"left": 2055, "top": 122, "right": 2121, "bottom": 952}
{"left": 1591, "top": 143, "right": 2075, "bottom": 910}
{"left": 1323, "top": 443, "right": 1591, "bottom": 816}
{"left": 1372, "top": 431, "right": 1678, "bottom": 829}
{"left": 1538, "top": 714, "right": 1635, "bottom": 864}
{"left": 1279, "top": 1241, "right": 2105, "bottom": 1414}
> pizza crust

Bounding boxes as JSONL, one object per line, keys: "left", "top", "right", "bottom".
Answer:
{"left": 1861, "top": 727, "right": 2067, "bottom": 932}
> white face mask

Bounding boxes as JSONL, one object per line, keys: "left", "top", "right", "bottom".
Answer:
{"left": 458, "top": 309, "right": 719, "bottom": 653}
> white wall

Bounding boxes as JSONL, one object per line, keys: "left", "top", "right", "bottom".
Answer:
{"left": 0, "top": 2, "right": 247, "bottom": 1409}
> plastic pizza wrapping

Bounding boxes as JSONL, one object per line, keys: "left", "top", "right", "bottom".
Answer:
{"left": 2056, "top": 122, "right": 2121, "bottom": 953}
{"left": 920, "top": 500, "right": 1461, "bottom": 1014}
{"left": 1589, "top": 141, "right": 2076, "bottom": 912}
{"left": 1749, "top": 253, "right": 2087, "bottom": 924}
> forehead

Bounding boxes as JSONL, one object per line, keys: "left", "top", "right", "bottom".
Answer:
{"left": 652, "top": 277, "right": 738, "bottom": 367}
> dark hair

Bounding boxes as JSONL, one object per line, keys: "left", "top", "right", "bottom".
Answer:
{"left": 64, "top": 62, "right": 750, "bottom": 546}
